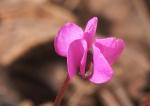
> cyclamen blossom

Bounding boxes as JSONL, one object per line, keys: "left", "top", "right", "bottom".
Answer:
{"left": 54, "top": 17, "right": 125, "bottom": 84}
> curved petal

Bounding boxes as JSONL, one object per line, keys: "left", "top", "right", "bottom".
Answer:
{"left": 67, "top": 39, "right": 87, "bottom": 79}
{"left": 95, "top": 37, "right": 125, "bottom": 64}
{"left": 83, "top": 17, "right": 98, "bottom": 47}
{"left": 54, "top": 23, "right": 83, "bottom": 56}
{"left": 80, "top": 45, "right": 88, "bottom": 76}
{"left": 89, "top": 44, "right": 113, "bottom": 84}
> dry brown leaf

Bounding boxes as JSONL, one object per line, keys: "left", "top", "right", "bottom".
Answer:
{"left": 0, "top": 1, "right": 76, "bottom": 66}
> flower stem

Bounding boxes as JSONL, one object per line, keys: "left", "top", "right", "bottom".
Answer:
{"left": 54, "top": 75, "right": 70, "bottom": 106}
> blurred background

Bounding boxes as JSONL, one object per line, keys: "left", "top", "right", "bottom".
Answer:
{"left": 0, "top": 0, "right": 150, "bottom": 106}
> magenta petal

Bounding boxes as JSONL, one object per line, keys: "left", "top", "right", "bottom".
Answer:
{"left": 67, "top": 39, "right": 87, "bottom": 79}
{"left": 95, "top": 37, "right": 125, "bottom": 65}
{"left": 84, "top": 17, "right": 98, "bottom": 47}
{"left": 54, "top": 23, "right": 83, "bottom": 56}
{"left": 89, "top": 44, "right": 113, "bottom": 84}
{"left": 80, "top": 44, "right": 88, "bottom": 76}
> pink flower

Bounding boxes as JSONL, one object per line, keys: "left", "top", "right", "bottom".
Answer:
{"left": 54, "top": 17, "right": 125, "bottom": 84}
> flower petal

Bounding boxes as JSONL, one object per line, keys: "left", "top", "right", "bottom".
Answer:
{"left": 67, "top": 39, "right": 87, "bottom": 79}
{"left": 80, "top": 45, "right": 88, "bottom": 76}
{"left": 89, "top": 44, "right": 113, "bottom": 84}
{"left": 95, "top": 37, "right": 125, "bottom": 64}
{"left": 54, "top": 23, "right": 83, "bottom": 56}
{"left": 84, "top": 17, "right": 98, "bottom": 47}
